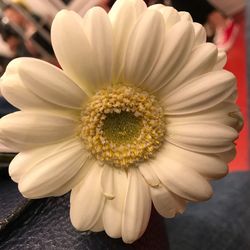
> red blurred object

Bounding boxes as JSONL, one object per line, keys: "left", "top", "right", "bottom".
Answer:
{"left": 224, "top": 11, "right": 249, "bottom": 171}
{"left": 214, "top": 19, "right": 239, "bottom": 51}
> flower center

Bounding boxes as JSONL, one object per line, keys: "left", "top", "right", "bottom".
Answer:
{"left": 102, "top": 111, "right": 142, "bottom": 144}
{"left": 80, "top": 85, "right": 166, "bottom": 169}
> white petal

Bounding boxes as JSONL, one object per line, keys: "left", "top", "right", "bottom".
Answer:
{"left": 83, "top": 7, "right": 113, "bottom": 88}
{"left": 18, "top": 139, "right": 88, "bottom": 198}
{"left": 109, "top": 0, "right": 147, "bottom": 83}
{"left": 217, "top": 148, "right": 236, "bottom": 163}
{"left": 1, "top": 74, "right": 59, "bottom": 111}
{"left": 143, "top": 21, "right": 194, "bottom": 92}
{"left": 150, "top": 184, "right": 186, "bottom": 218}
{"left": 109, "top": 0, "right": 146, "bottom": 21}
{"left": 166, "top": 122, "right": 238, "bottom": 153}
{"left": 0, "top": 111, "right": 77, "bottom": 150}
{"left": 51, "top": 10, "right": 99, "bottom": 95}
{"left": 49, "top": 157, "right": 93, "bottom": 197}
{"left": 9, "top": 154, "right": 30, "bottom": 182}
{"left": 167, "top": 102, "right": 243, "bottom": 132}
{"left": 9, "top": 142, "right": 69, "bottom": 183}
{"left": 91, "top": 216, "right": 104, "bottom": 232}
{"left": 70, "top": 162, "right": 105, "bottom": 231}
{"left": 213, "top": 50, "right": 227, "bottom": 70}
{"left": 179, "top": 11, "right": 193, "bottom": 21}
{"left": 124, "top": 10, "right": 165, "bottom": 86}
{"left": 9, "top": 58, "right": 88, "bottom": 109}
{"left": 226, "top": 90, "right": 238, "bottom": 103}
{"left": 0, "top": 140, "right": 18, "bottom": 153}
{"left": 163, "top": 70, "right": 236, "bottom": 115}
{"left": 193, "top": 22, "right": 206, "bottom": 46}
{"left": 101, "top": 165, "right": 115, "bottom": 199}
{"left": 122, "top": 169, "right": 151, "bottom": 244}
{"left": 148, "top": 5, "right": 180, "bottom": 30}
{"left": 161, "top": 143, "right": 228, "bottom": 179}
{"left": 151, "top": 155, "right": 213, "bottom": 201}
{"left": 138, "top": 164, "right": 160, "bottom": 187}
{"left": 158, "top": 43, "right": 218, "bottom": 97}
{"left": 103, "top": 169, "right": 128, "bottom": 238}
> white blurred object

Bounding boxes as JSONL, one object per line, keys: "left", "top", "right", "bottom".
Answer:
{"left": 213, "top": 19, "right": 239, "bottom": 51}
{"left": 0, "top": 35, "right": 14, "bottom": 58}
{"left": 24, "top": 0, "right": 64, "bottom": 21}
{"left": 208, "top": 0, "right": 245, "bottom": 16}
{"left": 24, "top": 0, "right": 105, "bottom": 22}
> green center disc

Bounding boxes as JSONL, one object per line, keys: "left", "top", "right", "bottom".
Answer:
{"left": 102, "top": 111, "right": 142, "bottom": 144}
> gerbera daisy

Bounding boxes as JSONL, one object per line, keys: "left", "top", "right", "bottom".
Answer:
{"left": 0, "top": 0, "right": 242, "bottom": 243}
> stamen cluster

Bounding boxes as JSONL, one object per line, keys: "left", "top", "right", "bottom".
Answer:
{"left": 80, "top": 85, "right": 166, "bottom": 168}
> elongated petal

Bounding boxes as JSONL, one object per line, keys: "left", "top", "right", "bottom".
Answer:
{"left": 12, "top": 58, "right": 88, "bottom": 109}
{"left": 70, "top": 162, "right": 105, "bottom": 231}
{"left": 109, "top": 0, "right": 146, "bottom": 83}
{"left": 18, "top": 139, "right": 88, "bottom": 198}
{"left": 150, "top": 184, "right": 186, "bottom": 218}
{"left": 0, "top": 140, "right": 17, "bottom": 152}
{"left": 0, "top": 111, "right": 77, "bottom": 150}
{"left": 213, "top": 50, "right": 227, "bottom": 70}
{"left": 218, "top": 148, "right": 236, "bottom": 163}
{"left": 148, "top": 5, "right": 180, "bottom": 30}
{"left": 193, "top": 22, "right": 206, "bottom": 46}
{"left": 83, "top": 7, "right": 113, "bottom": 87}
{"left": 163, "top": 70, "right": 236, "bottom": 115}
{"left": 124, "top": 10, "right": 165, "bottom": 86}
{"left": 48, "top": 157, "right": 93, "bottom": 197}
{"left": 144, "top": 21, "right": 194, "bottom": 92}
{"left": 161, "top": 143, "right": 228, "bottom": 179}
{"left": 103, "top": 169, "right": 128, "bottom": 238}
{"left": 179, "top": 11, "right": 193, "bottom": 21}
{"left": 122, "top": 169, "right": 151, "bottom": 243}
{"left": 151, "top": 155, "right": 213, "bottom": 201}
{"left": 230, "top": 110, "right": 244, "bottom": 132}
{"left": 139, "top": 164, "right": 160, "bottom": 187}
{"left": 91, "top": 216, "right": 104, "bottom": 232}
{"left": 9, "top": 141, "right": 69, "bottom": 183}
{"left": 158, "top": 43, "right": 218, "bottom": 97}
{"left": 101, "top": 165, "right": 115, "bottom": 199}
{"left": 167, "top": 102, "right": 243, "bottom": 132}
{"left": 109, "top": 0, "right": 146, "bottom": 21}
{"left": 51, "top": 10, "right": 99, "bottom": 95}
{"left": 227, "top": 90, "right": 238, "bottom": 103}
{"left": 166, "top": 122, "right": 238, "bottom": 153}
{"left": 1, "top": 75, "right": 60, "bottom": 111}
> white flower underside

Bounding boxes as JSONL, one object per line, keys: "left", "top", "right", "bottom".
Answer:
{"left": 0, "top": 0, "right": 242, "bottom": 244}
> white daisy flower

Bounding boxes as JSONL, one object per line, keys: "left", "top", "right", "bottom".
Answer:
{"left": 0, "top": 0, "right": 243, "bottom": 243}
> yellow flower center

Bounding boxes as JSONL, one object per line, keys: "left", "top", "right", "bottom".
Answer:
{"left": 102, "top": 111, "right": 142, "bottom": 144}
{"left": 80, "top": 85, "right": 166, "bottom": 169}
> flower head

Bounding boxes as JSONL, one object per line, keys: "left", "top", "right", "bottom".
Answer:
{"left": 0, "top": 0, "right": 243, "bottom": 243}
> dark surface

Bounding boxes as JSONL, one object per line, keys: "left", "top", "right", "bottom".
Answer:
{"left": 171, "top": 0, "right": 215, "bottom": 24}
{"left": 0, "top": 176, "right": 30, "bottom": 232}
{"left": 0, "top": 180, "right": 169, "bottom": 250}
{"left": 0, "top": 98, "right": 17, "bottom": 118}
{"left": 0, "top": 153, "right": 16, "bottom": 170}
{"left": 167, "top": 171, "right": 250, "bottom": 250}
{"left": 0, "top": 172, "right": 250, "bottom": 249}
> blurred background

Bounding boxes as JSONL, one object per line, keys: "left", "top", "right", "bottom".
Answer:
{"left": 0, "top": 0, "right": 248, "bottom": 172}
